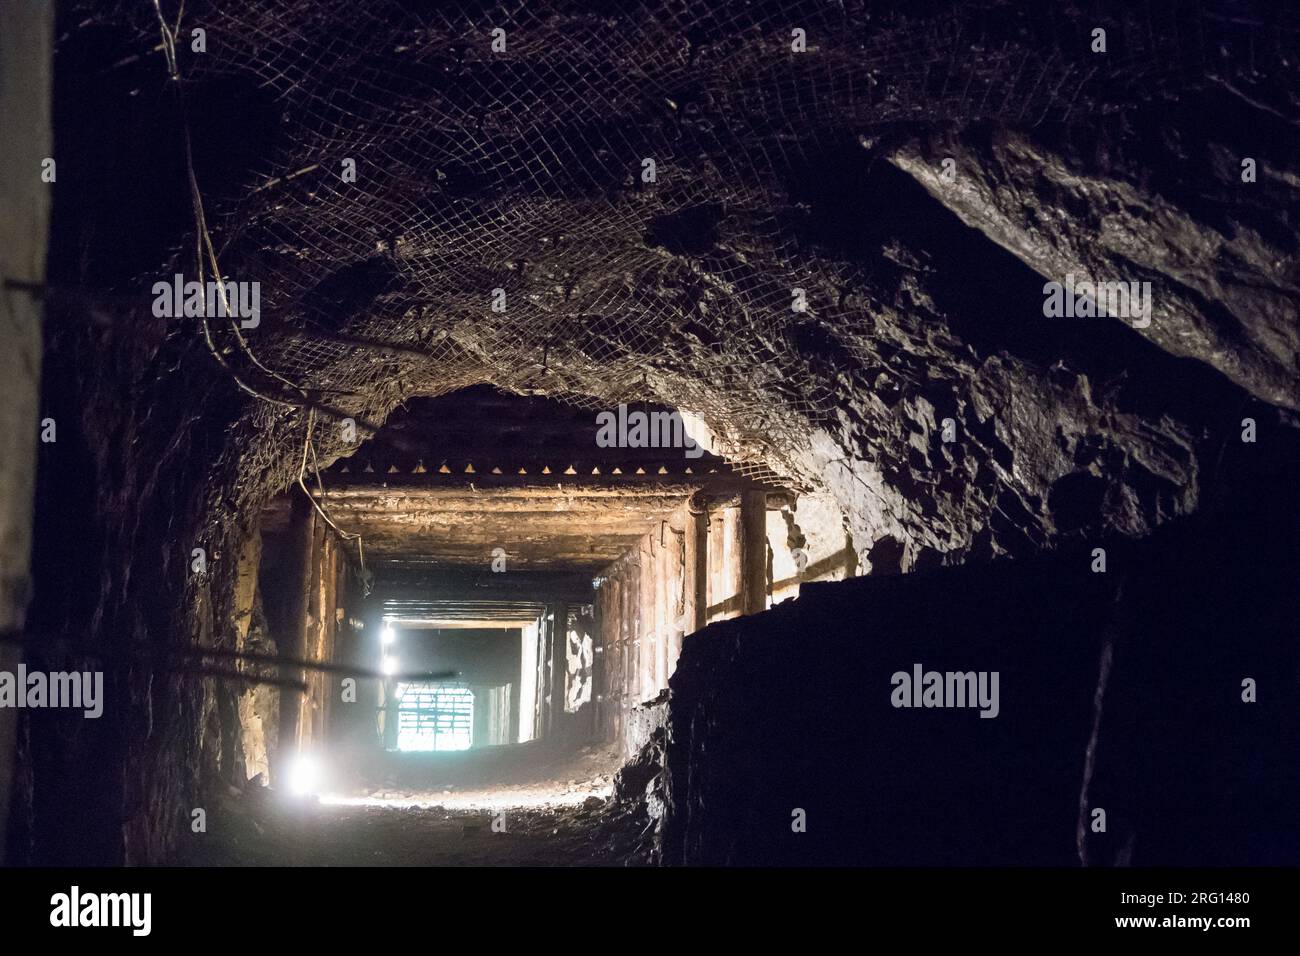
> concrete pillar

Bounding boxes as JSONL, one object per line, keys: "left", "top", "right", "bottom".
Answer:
{"left": 0, "top": 0, "right": 52, "bottom": 861}
{"left": 740, "top": 490, "right": 768, "bottom": 616}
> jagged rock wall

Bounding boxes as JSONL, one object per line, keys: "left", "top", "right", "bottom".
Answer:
{"left": 62, "top": 0, "right": 1296, "bottom": 575}
{"left": 660, "top": 443, "right": 1300, "bottom": 864}
{"left": 890, "top": 99, "right": 1300, "bottom": 411}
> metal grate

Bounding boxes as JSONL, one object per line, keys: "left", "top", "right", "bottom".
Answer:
{"left": 394, "top": 682, "right": 474, "bottom": 752}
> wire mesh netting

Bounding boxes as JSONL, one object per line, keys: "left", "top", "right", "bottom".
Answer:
{"left": 81, "top": 0, "right": 1299, "bottom": 484}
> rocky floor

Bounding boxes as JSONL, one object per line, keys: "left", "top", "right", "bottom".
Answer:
{"left": 179, "top": 743, "right": 655, "bottom": 866}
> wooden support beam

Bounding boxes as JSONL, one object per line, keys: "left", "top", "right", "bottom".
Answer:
{"left": 372, "top": 575, "right": 594, "bottom": 607}
{"left": 639, "top": 539, "right": 653, "bottom": 697}
{"left": 684, "top": 502, "right": 708, "bottom": 634}
{"left": 314, "top": 535, "right": 340, "bottom": 748}
{"left": 510, "top": 640, "right": 522, "bottom": 745}
{"left": 547, "top": 602, "right": 568, "bottom": 738}
{"left": 740, "top": 490, "right": 768, "bottom": 616}
{"left": 654, "top": 528, "right": 668, "bottom": 690}
{"left": 277, "top": 493, "right": 315, "bottom": 777}
{"left": 398, "top": 619, "right": 540, "bottom": 630}
{"left": 591, "top": 590, "right": 605, "bottom": 741}
{"left": 298, "top": 513, "right": 327, "bottom": 753}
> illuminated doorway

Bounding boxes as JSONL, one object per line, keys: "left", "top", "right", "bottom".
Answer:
{"left": 394, "top": 682, "right": 474, "bottom": 752}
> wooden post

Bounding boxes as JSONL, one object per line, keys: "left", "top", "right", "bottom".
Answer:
{"left": 625, "top": 557, "right": 635, "bottom": 708}
{"left": 509, "top": 634, "right": 522, "bottom": 744}
{"left": 684, "top": 501, "right": 708, "bottom": 634}
{"left": 277, "top": 493, "right": 315, "bottom": 777}
{"left": 540, "top": 607, "right": 552, "bottom": 737}
{"left": 591, "top": 589, "right": 602, "bottom": 740}
{"left": 654, "top": 528, "right": 668, "bottom": 691}
{"left": 740, "top": 490, "right": 768, "bottom": 616}
{"left": 639, "top": 538, "right": 654, "bottom": 696}
{"left": 300, "top": 516, "right": 326, "bottom": 752}
{"left": 710, "top": 511, "right": 726, "bottom": 621}
{"left": 726, "top": 508, "right": 744, "bottom": 618}
{"left": 548, "top": 602, "right": 569, "bottom": 738}
{"left": 381, "top": 681, "right": 398, "bottom": 751}
{"left": 535, "top": 616, "right": 546, "bottom": 740}
{"left": 315, "top": 535, "right": 340, "bottom": 748}
{"left": 619, "top": 567, "right": 631, "bottom": 742}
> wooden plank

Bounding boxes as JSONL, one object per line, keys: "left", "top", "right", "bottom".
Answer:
{"left": 740, "top": 490, "right": 768, "bottom": 616}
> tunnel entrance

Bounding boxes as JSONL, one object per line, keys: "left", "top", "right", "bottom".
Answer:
{"left": 170, "top": 383, "right": 865, "bottom": 865}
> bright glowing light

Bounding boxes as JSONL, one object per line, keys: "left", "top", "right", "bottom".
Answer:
{"left": 288, "top": 755, "right": 322, "bottom": 797}
{"left": 380, "top": 625, "right": 396, "bottom": 646}
{"left": 381, "top": 656, "right": 399, "bottom": 676}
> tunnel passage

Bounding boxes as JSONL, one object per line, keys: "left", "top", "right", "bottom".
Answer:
{"left": 240, "top": 386, "right": 854, "bottom": 805}
{"left": 6, "top": 0, "right": 1300, "bottom": 868}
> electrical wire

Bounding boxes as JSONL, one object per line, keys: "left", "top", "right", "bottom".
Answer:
{"left": 151, "top": 0, "right": 371, "bottom": 585}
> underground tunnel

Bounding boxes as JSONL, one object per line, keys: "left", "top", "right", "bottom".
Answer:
{"left": 1, "top": 0, "right": 1298, "bottom": 916}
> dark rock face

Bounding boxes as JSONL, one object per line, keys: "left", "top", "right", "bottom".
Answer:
{"left": 613, "top": 693, "right": 669, "bottom": 828}
{"left": 67, "top": 0, "right": 1291, "bottom": 575}
{"left": 891, "top": 106, "right": 1300, "bottom": 412}
{"left": 660, "top": 460, "right": 1300, "bottom": 865}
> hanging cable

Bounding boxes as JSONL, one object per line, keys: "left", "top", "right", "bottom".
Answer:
{"left": 151, "top": 0, "right": 371, "bottom": 582}
{"left": 296, "top": 408, "right": 370, "bottom": 592}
